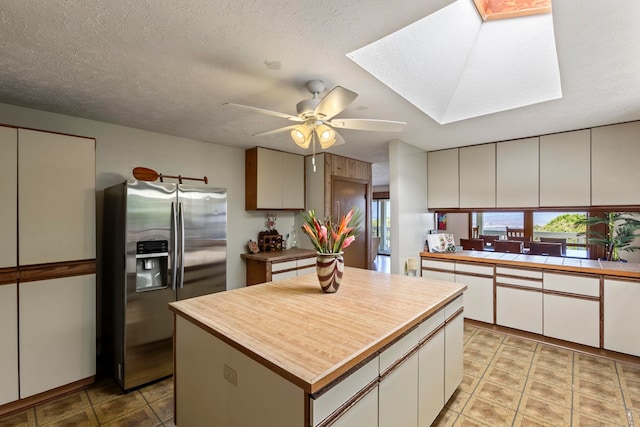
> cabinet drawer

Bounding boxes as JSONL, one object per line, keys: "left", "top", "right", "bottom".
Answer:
{"left": 496, "top": 267, "right": 542, "bottom": 280}
{"left": 455, "top": 262, "right": 493, "bottom": 276}
{"left": 380, "top": 328, "right": 420, "bottom": 373}
{"left": 444, "top": 295, "right": 463, "bottom": 319}
{"left": 297, "top": 266, "right": 316, "bottom": 276}
{"left": 310, "top": 356, "right": 378, "bottom": 427}
{"left": 543, "top": 272, "right": 599, "bottom": 297}
{"left": 272, "top": 260, "right": 297, "bottom": 273}
{"left": 496, "top": 275, "right": 542, "bottom": 290}
{"left": 297, "top": 257, "right": 316, "bottom": 269}
{"left": 419, "top": 309, "right": 445, "bottom": 340}
{"left": 421, "top": 259, "right": 455, "bottom": 271}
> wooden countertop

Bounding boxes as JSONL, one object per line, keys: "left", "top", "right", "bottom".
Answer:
{"left": 421, "top": 250, "right": 640, "bottom": 279}
{"left": 240, "top": 247, "right": 316, "bottom": 262}
{"left": 169, "top": 267, "right": 466, "bottom": 394}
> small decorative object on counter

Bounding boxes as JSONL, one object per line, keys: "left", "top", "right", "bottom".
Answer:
{"left": 248, "top": 239, "right": 260, "bottom": 254}
{"left": 266, "top": 212, "right": 277, "bottom": 231}
{"left": 300, "top": 207, "right": 362, "bottom": 293}
{"left": 258, "top": 230, "right": 282, "bottom": 252}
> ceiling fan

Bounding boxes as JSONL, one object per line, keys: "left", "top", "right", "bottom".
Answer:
{"left": 224, "top": 80, "right": 407, "bottom": 150}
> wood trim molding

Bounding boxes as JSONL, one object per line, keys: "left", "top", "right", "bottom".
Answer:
{"left": 496, "top": 282, "right": 543, "bottom": 293}
{"left": 542, "top": 288, "right": 600, "bottom": 301}
{"left": 0, "top": 267, "right": 19, "bottom": 285}
{"left": 19, "top": 259, "right": 96, "bottom": 283}
{"left": 454, "top": 271, "right": 494, "bottom": 279}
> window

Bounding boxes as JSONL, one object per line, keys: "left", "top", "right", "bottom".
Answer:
{"left": 372, "top": 198, "right": 391, "bottom": 255}
{"left": 533, "top": 211, "right": 587, "bottom": 258}
{"left": 472, "top": 211, "right": 524, "bottom": 237}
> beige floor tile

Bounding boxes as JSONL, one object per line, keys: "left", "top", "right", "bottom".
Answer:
{"left": 461, "top": 396, "right": 516, "bottom": 427}
{"left": 536, "top": 344, "right": 574, "bottom": 363}
{"left": 620, "top": 376, "right": 640, "bottom": 395}
{"left": 139, "top": 378, "right": 173, "bottom": 404}
{"left": 432, "top": 407, "right": 459, "bottom": 427}
{"left": 100, "top": 406, "right": 161, "bottom": 427}
{"left": 464, "top": 357, "right": 489, "bottom": 378}
{"left": 575, "top": 353, "right": 616, "bottom": 373}
{"left": 93, "top": 391, "right": 148, "bottom": 424}
{"left": 574, "top": 364, "right": 620, "bottom": 389}
{"left": 512, "top": 413, "right": 557, "bottom": 427}
{"left": 148, "top": 394, "right": 173, "bottom": 423}
{"left": 86, "top": 377, "right": 126, "bottom": 405}
{"left": 623, "top": 389, "right": 640, "bottom": 410}
{"left": 571, "top": 411, "right": 627, "bottom": 427}
{"left": 474, "top": 330, "right": 506, "bottom": 343}
{"left": 529, "top": 365, "right": 573, "bottom": 390}
{"left": 474, "top": 379, "right": 522, "bottom": 410}
{"left": 453, "top": 414, "right": 491, "bottom": 426}
{"left": 519, "top": 394, "right": 571, "bottom": 426}
{"left": 503, "top": 335, "right": 538, "bottom": 352}
{"left": 466, "top": 336, "right": 502, "bottom": 353}
{"left": 491, "top": 354, "right": 531, "bottom": 376}
{"left": 39, "top": 408, "right": 98, "bottom": 427}
{"left": 616, "top": 361, "right": 640, "bottom": 381}
{"left": 458, "top": 374, "right": 481, "bottom": 394}
{"left": 483, "top": 365, "right": 528, "bottom": 391}
{"left": 35, "top": 391, "right": 91, "bottom": 425}
{"left": 496, "top": 343, "right": 535, "bottom": 363}
{"left": 0, "top": 408, "right": 36, "bottom": 427}
{"left": 532, "top": 352, "right": 573, "bottom": 375}
{"left": 572, "top": 393, "right": 628, "bottom": 426}
{"left": 445, "top": 389, "right": 471, "bottom": 412}
{"left": 523, "top": 377, "right": 573, "bottom": 409}
{"left": 574, "top": 376, "right": 624, "bottom": 405}
{"left": 465, "top": 346, "right": 495, "bottom": 365}
{"left": 163, "top": 421, "right": 177, "bottom": 427}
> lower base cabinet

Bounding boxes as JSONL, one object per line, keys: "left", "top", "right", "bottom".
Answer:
{"left": 379, "top": 341, "right": 419, "bottom": 427}
{"left": 444, "top": 299, "right": 464, "bottom": 401}
{"left": 330, "top": 384, "right": 378, "bottom": 427}
{"left": 604, "top": 278, "right": 640, "bottom": 357}
{"left": 496, "top": 287, "right": 543, "bottom": 334}
{"left": 0, "top": 283, "right": 18, "bottom": 406}
{"left": 418, "top": 328, "right": 445, "bottom": 426}
{"left": 544, "top": 294, "right": 599, "bottom": 347}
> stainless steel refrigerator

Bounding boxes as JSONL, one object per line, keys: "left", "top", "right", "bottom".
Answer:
{"left": 103, "top": 180, "right": 227, "bottom": 391}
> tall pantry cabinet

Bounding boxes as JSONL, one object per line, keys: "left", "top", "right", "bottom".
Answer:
{"left": 0, "top": 125, "right": 96, "bottom": 413}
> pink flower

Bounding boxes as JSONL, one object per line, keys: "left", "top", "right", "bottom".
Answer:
{"left": 342, "top": 236, "right": 356, "bottom": 249}
{"left": 319, "top": 225, "right": 328, "bottom": 243}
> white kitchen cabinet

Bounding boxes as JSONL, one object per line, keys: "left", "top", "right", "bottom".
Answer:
{"left": 539, "top": 129, "right": 591, "bottom": 207}
{"left": 427, "top": 148, "right": 459, "bottom": 209}
{"left": 421, "top": 259, "right": 455, "bottom": 282}
{"left": 271, "top": 257, "right": 316, "bottom": 282}
{"left": 379, "top": 351, "right": 418, "bottom": 427}
{"left": 19, "top": 275, "right": 96, "bottom": 398}
{"left": 455, "top": 262, "right": 494, "bottom": 323}
{"left": 329, "top": 383, "right": 378, "bottom": 427}
{"left": 246, "top": 147, "right": 304, "bottom": 210}
{"left": 496, "top": 137, "right": 539, "bottom": 207}
{"left": 592, "top": 121, "right": 640, "bottom": 206}
{"left": 0, "top": 126, "right": 17, "bottom": 269}
{"left": 459, "top": 143, "right": 496, "bottom": 208}
{"left": 604, "top": 278, "right": 640, "bottom": 357}
{"left": 444, "top": 296, "right": 463, "bottom": 402}
{"left": 496, "top": 267, "right": 543, "bottom": 334}
{"left": 418, "top": 310, "right": 445, "bottom": 427}
{"left": 0, "top": 283, "right": 18, "bottom": 406}
{"left": 18, "top": 129, "right": 96, "bottom": 265}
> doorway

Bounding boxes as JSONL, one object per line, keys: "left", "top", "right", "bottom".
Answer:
{"left": 331, "top": 177, "right": 368, "bottom": 269}
{"left": 372, "top": 197, "right": 390, "bottom": 255}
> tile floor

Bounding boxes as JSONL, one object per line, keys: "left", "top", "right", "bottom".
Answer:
{"left": 1, "top": 324, "right": 639, "bottom": 426}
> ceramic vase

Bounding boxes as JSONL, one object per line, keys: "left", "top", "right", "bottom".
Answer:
{"left": 316, "top": 252, "right": 344, "bottom": 293}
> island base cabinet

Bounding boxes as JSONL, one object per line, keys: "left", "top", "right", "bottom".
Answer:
{"left": 445, "top": 311, "right": 464, "bottom": 401}
{"left": 379, "top": 353, "right": 418, "bottom": 427}
{"left": 175, "top": 316, "right": 305, "bottom": 427}
{"left": 0, "top": 283, "right": 18, "bottom": 406}
{"left": 19, "top": 275, "right": 96, "bottom": 398}
{"left": 418, "top": 328, "right": 445, "bottom": 427}
{"left": 328, "top": 384, "right": 378, "bottom": 427}
{"left": 496, "top": 287, "right": 543, "bottom": 335}
{"left": 544, "top": 294, "right": 599, "bottom": 348}
{"left": 604, "top": 278, "right": 640, "bottom": 357}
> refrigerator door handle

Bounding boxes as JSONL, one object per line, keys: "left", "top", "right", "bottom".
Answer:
{"left": 178, "top": 202, "right": 185, "bottom": 289}
{"left": 170, "top": 202, "right": 178, "bottom": 290}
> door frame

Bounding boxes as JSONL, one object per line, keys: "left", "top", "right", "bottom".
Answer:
{"left": 330, "top": 176, "right": 370, "bottom": 269}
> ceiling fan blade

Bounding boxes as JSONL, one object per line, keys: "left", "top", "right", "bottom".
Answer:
{"left": 328, "top": 118, "right": 407, "bottom": 132}
{"left": 313, "top": 86, "right": 358, "bottom": 120}
{"left": 223, "top": 103, "right": 302, "bottom": 122}
{"left": 252, "top": 125, "right": 298, "bottom": 137}
{"left": 333, "top": 130, "right": 346, "bottom": 147}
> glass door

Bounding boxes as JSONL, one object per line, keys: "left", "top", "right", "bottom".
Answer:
{"left": 373, "top": 198, "right": 391, "bottom": 255}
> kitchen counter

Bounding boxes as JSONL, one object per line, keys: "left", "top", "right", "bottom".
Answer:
{"left": 240, "top": 247, "right": 316, "bottom": 262}
{"left": 169, "top": 267, "right": 466, "bottom": 426}
{"left": 420, "top": 250, "right": 640, "bottom": 279}
{"left": 241, "top": 247, "right": 317, "bottom": 285}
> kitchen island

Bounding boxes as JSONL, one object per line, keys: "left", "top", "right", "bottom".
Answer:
{"left": 169, "top": 267, "right": 466, "bottom": 427}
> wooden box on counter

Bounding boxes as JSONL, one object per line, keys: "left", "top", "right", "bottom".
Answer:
{"left": 241, "top": 248, "right": 317, "bottom": 286}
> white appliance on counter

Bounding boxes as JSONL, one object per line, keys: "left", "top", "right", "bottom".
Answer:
{"left": 103, "top": 180, "right": 227, "bottom": 391}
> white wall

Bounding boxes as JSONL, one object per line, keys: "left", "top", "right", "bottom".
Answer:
{"left": 0, "top": 102, "right": 293, "bottom": 291}
{"left": 441, "top": 212, "right": 469, "bottom": 245}
{"left": 389, "top": 140, "right": 433, "bottom": 275}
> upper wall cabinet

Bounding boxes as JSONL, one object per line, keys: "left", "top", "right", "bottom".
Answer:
{"left": 539, "top": 130, "right": 591, "bottom": 207}
{"left": 245, "top": 147, "right": 304, "bottom": 210}
{"left": 496, "top": 137, "right": 539, "bottom": 208}
{"left": 459, "top": 144, "right": 495, "bottom": 208}
{"left": 18, "top": 129, "right": 96, "bottom": 265}
{"left": 427, "top": 149, "right": 459, "bottom": 209}
{"left": 592, "top": 122, "right": 640, "bottom": 206}
{"left": 0, "top": 127, "right": 17, "bottom": 269}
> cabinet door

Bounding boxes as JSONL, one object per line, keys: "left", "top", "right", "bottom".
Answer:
{"left": 544, "top": 294, "right": 599, "bottom": 347}
{"left": 427, "top": 149, "right": 459, "bottom": 209}
{"left": 459, "top": 144, "right": 496, "bottom": 208}
{"left": 444, "top": 312, "right": 463, "bottom": 402}
{"left": 455, "top": 273, "right": 494, "bottom": 323}
{"left": 19, "top": 275, "right": 96, "bottom": 398}
{"left": 496, "top": 287, "right": 542, "bottom": 334}
{"left": 604, "top": 278, "right": 640, "bottom": 357}
{"left": 0, "top": 283, "right": 18, "bottom": 405}
{"left": 379, "top": 352, "right": 418, "bottom": 427}
{"left": 0, "top": 127, "right": 17, "bottom": 269}
{"left": 418, "top": 328, "right": 445, "bottom": 427}
{"left": 330, "top": 383, "right": 378, "bottom": 427}
{"left": 539, "top": 130, "right": 590, "bottom": 207}
{"left": 280, "top": 151, "right": 304, "bottom": 209}
{"left": 592, "top": 122, "right": 640, "bottom": 205}
{"left": 256, "top": 147, "right": 283, "bottom": 209}
{"left": 496, "top": 137, "right": 539, "bottom": 207}
{"left": 18, "top": 129, "right": 95, "bottom": 265}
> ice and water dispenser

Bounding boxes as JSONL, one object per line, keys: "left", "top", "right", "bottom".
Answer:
{"left": 135, "top": 240, "right": 169, "bottom": 291}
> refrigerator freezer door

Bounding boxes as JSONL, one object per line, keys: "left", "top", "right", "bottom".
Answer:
{"left": 123, "top": 181, "right": 176, "bottom": 390}
{"left": 177, "top": 186, "right": 227, "bottom": 300}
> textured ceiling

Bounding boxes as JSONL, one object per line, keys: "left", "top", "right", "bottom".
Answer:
{"left": 1, "top": 0, "right": 640, "bottom": 187}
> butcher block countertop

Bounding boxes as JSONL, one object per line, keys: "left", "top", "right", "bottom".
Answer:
{"left": 240, "top": 247, "right": 316, "bottom": 262}
{"left": 169, "top": 267, "right": 466, "bottom": 394}
{"left": 421, "top": 250, "right": 640, "bottom": 279}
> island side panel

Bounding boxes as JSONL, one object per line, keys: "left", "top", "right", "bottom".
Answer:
{"left": 174, "top": 315, "right": 306, "bottom": 427}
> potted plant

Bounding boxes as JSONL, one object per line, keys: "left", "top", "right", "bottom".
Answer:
{"left": 580, "top": 212, "right": 640, "bottom": 261}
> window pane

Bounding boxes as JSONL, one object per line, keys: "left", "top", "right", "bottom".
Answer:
{"left": 533, "top": 211, "right": 587, "bottom": 258}
{"left": 477, "top": 212, "right": 523, "bottom": 236}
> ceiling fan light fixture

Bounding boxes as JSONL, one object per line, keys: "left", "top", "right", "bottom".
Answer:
{"left": 316, "top": 124, "right": 336, "bottom": 149}
{"left": 291, "top": 125, "right": 311, "bottom": 148}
